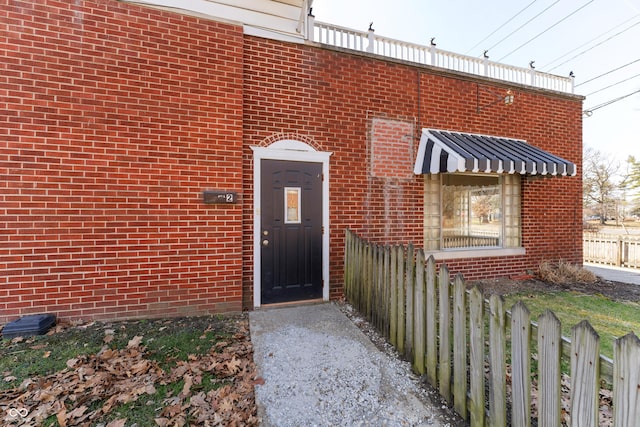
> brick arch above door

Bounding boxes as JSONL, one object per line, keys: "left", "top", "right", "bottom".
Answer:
{"left": 258, "top": 132, "right": 324, "bottom": 152}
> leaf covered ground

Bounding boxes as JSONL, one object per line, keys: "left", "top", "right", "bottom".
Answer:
{"left": 0, "top": 315, "right": 259, "bottom": 426}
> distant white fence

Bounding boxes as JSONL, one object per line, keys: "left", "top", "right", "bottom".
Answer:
{"left": 583, "top": 233, "right": 640, "bottom": 268}
{"left": 310, "top": 19, "right": 575, "bottom": 94}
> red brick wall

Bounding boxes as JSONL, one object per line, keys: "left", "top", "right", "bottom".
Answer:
{"left": 1, "top": 0, "right": 244, "bottom": 323}
{"left": 1, "top": 1, "right": 583, "bottom": 321}
{"left": 242, "top": 42, "right": 582, "bottom": 304}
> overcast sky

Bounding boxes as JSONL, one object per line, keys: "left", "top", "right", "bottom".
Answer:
{"left": 314, "top": 0, "right": 640, "bottom": 162}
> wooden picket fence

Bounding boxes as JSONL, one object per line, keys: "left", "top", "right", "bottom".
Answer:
{"left": 343, "top": 229, "right": 640, "bottom": 426}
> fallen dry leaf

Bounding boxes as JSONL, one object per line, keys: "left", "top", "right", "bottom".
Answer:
{"left": 181, "top": 375, "right": 193, "bottom": 397}
{"left": 99, "top": 347, "right": 116, "bottom": 360}
{"left": 43, "top": 351, "right": 51, "bottom": 358}
{"left": 218, "top": 397, "right": 234, "bottom": 413}
{"left": 78, "top": 321, "right": 96, "bottom": 329}
{"left": 162, "top": 403, "right": 182, "bottom": 418}
{"left": 67, "top": 405, "right": 88, "bottom": 419}
{"left": 29, "top": 343, "right": 48, "bottom": 350}
{"left": 56, "top": 407, "right": 67, "bottom": 427}
{"left": 214, "top": 341, "right": 229, "bottom": 350}
{"left": 106, "top": 418, "right": 127, "bottom": 427}
{"left": 129, "top": 359, "right": 150, "bottom": 375}
{"left": 127, "top": 335, "right": 143, "bottom": 348}
{"left": 224, "top": 357, "right": 242, "bottom": 375}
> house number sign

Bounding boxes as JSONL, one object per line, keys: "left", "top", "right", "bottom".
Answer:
{"left": 203, "top": 190, "right": 237, "bottom": 204}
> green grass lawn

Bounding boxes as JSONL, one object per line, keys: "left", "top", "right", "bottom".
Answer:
{"left": 503, "top": 291, "right": 640, "bottom": 360}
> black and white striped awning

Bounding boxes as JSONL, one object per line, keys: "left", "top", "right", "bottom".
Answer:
{"left": 413, "top": 129, "right": 576, "bottom": 176}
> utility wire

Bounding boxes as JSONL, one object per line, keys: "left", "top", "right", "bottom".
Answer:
{"left": 543, "top": 14, "right": 640, "bottom": 70}
{"left": 547, "top": 19, "right": 640, "bottom": 72}
{"left": 465, "top": 0, "right": 539, "bottom": 55}
{"left": 485, "top": 0, "right": 560, "bottom": 54}
{"left": 576, "top": 58, "right": 640, "bottom": 87}
{"left": 498, "top": 0, "right": 597, "bottom": 62}
{"left": 585, "top": 72, "right": 640, "bottom": 96}
{"left": 584, "top": 88, "right": 640, "bottom": 114}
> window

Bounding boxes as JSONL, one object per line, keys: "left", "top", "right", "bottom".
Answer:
{"left": 423, "top": 173, "right": 521, "bottom": 252}
{"left": 284, "top": 187, "right": 301, "bottom": 224}
{"left": 442, "top": 175, "right": 502, "bottom": 248}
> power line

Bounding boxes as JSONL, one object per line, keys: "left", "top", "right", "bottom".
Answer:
{"left": 498, "top": 0, "right": 597, "bottom": 62}
{"left": 484, "top": 0, "right": 560, "bottom": 54}
{"left": 542, "top": 15, "right": 640, "bottom": 70}
{"left": 465, "top": 0, "right": 539, "bottom": 55}
{"left": 585, "top": 72, "right": 640, "bottom": 96}
{"left": 584, "top": 88, "right": 640, "bottom": 115}
{"left": 546, "top": 19, "right": 640, "bottom": 72}
{"left": 576, "top": 58, "right": 640, "bottom": 87}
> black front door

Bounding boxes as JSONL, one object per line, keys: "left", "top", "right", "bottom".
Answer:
{"left": 260, "top": 159, "right": 323, "bottom": 304}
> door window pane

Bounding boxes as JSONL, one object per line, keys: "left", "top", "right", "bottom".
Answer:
{"left": 284, "top": 187, "right": 301, "bottom": 224}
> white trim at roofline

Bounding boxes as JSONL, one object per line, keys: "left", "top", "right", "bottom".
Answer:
{"left": 244, "top": 25, "right": 305, "bottom": 44}
{"left": 123, "top": 0, "right": 309, "bottom": 42}
{"left": 251, "top": 141, "right": 332, "bottom": 308}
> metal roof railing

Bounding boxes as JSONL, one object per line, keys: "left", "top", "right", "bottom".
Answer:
{"left": 309, "top": 18, "right": 575, "bottom": 94}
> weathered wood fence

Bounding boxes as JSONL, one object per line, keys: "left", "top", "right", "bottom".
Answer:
{"left": 584, "top": 233, "right": 640, "bottom": 268}
{"left": 344, "top": 229, "right": 640, "bottom": 426}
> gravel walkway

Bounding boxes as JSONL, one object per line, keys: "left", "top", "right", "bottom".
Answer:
{"left": 249, "top": 303, "right": 464, "bottom": 427}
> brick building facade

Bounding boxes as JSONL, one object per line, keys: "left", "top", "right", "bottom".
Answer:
{"left": 1, "top": 0, "right": 583, "bottom": 323}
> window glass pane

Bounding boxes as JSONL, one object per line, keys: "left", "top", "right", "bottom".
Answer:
{"left": 284, "top": 187, "right": 301, "bottom": 224}
{"left": 442, "top": 175, "right": 502, "bottom": 248}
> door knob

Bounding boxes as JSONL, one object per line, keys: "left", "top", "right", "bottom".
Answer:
{"left": 262, "top": 239, "right": 269, "bottom": 247}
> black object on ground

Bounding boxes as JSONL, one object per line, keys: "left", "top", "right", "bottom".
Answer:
{"left": 2, "top": 314, "right": 56, "bottom": 339}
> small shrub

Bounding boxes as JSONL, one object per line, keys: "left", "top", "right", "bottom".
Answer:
{"left": 537, "top": 260, "right": 597, "bottom": 284}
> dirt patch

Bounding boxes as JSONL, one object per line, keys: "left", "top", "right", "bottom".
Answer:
{"left": 468, "top": 275, "right": 640, "bottom": 302}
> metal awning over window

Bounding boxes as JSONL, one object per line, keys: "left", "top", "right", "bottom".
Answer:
{"left": 413, "top": 129, "right": 576, "bottom": 176}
